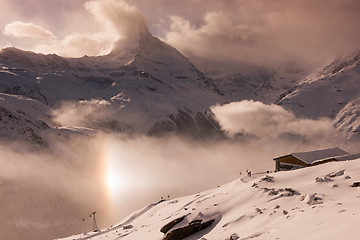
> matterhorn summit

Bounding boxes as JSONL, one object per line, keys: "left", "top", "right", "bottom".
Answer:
{"left": 0, "top": 21, "right": 225, "bottom": 140}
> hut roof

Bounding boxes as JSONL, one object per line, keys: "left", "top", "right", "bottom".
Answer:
{"left": 274, "top": 147, "right": 349, "bottom": 165}
{"left": 334, "top": 153, "right": 360, "bottom": 161}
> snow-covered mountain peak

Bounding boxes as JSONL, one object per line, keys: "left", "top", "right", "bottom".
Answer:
{"left": 106, "top": 22, "right": 202, "bottom": 79}
{"left": 0, "top": 24, "right": 225, "bottom": 137}
{"left": 110, "top": 19, "right": 151, "bottom": 53}
{"left": 105, "top": 21, "right": 150, "bottom": 65}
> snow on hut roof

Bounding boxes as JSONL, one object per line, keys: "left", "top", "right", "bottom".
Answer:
{"left": 334, "top": 153, "right": 360, "bottom": 161}
{"left": 274, "top": 147, "right": 349, "bottom": 165}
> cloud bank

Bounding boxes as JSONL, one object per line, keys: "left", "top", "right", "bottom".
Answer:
{"left": 211, "top": 100, "right": 341, "bottom": 148}
{"left": 85, "top": 0, "right": 145, "bottom": 38}
{"left": 4, "top": 21, "right": 56, "bottom": 40}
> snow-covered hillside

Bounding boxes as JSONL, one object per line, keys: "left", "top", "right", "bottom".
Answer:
{"left": 58, "top": 158, "right": 360, "bottom": 240}
{"left": 0, "top": 23, "right": 224, "bottom": 138}
{"left": 278, "top": 51, "right": 360, "bottom": 119}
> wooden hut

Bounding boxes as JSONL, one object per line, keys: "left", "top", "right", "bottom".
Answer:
{"left": 273, "top": 147, "right": 350, "bottom": 171}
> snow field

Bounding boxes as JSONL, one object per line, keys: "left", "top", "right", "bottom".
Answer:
{"left": 58, "top": 159, "right": 360, "bottom": 240}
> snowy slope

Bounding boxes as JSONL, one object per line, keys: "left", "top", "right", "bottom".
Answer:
{"left": 0, "top": 93, "right": 50, "bottom": 147}
{"left": 278, "top": 51, "right": 360, "bottom": 119}
{"left": 0, "top": 24, "right": 224, "bottom": 137}
{"left": 334, "top": 97, "right": 360, "bottom": 141}
{"left": 0, "top": 92, "right": 98, "bottom": 147}
{"left": 58, "top": 158, "right": 360, "bottom": 240}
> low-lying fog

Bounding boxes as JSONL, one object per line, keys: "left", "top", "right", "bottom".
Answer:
{"left": 0, "top": 100, "right": 356, "bottom": 240}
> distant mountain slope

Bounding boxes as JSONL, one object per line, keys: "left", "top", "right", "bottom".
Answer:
{"left": 193, "top": 57, "right": 310, "bottom": 104}
{"left": 0, "top": 93, "right": 50, "bottom": 147}
{"left": 58, "top": 158, "right": 360, "bottom": 240}
{"left": 334, "top": 97, "right": 360, "bottom": 141}
{"left": 277, "top": 51, "right": 360, "bottom": 119}
{"left": 0, "top": 24, "right": 224, "bottom": 137}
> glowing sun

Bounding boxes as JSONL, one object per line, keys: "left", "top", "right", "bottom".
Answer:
{"left": 104, "top": 143, "right": 130, "bottom": 199}
{"left": 106, "top": 166, "right": 127, "bottom": 195}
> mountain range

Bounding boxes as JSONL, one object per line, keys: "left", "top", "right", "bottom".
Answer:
{"left": 1, "top": 24, "right": 360, "bottom": 144}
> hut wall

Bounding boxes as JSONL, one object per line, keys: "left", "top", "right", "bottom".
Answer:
{"left": 274, "top": 155, "right": 307, "bottom": 171}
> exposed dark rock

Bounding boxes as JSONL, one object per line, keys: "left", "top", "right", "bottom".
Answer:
{"left": 149, "top": 119, "right": 177, "bottom": 135}
{"left": 255, "top": 208, "right": 263, "bottom": 214}
{"left": 301, "top": 193, "right": 323, "bottom": 205}
{"left": 229, "top": 233, "right": 240, "bottom": 240}
{"left": 351, "top": 182, "right": 360, "bottom": 187}
{"left": 161, "top": 216, "right": 185, "bottom": 234}
{"left": 81, "top": 76, "right": 114, "bottom": 89}
{"left": 163, "top": 219, "right": 215, "bottom": 240}
{"left": 123, "top": 225, "right": 133, "bottom": 230}
{"left": 268, "top": 189, "right": 279, "bottom": 196}
{"left": 262, "top": 186, "right": 299, "bottom": 198}
{"left": 314, "top": 196, "right": 322, "bottom": 201}
{"left": 261, "top": 175, "right": 274, "bottom": 182}
{"left": 284, "top": 188, "right": 299, "bottom": 196}
{"left": 315, "top": 177, "right": 333, "bottom": 183}
{"left": 149, "top": 109, "right": 225, "bottom": 139}
{"left": 327, "top": 170, "right": 345, "bottom": 178}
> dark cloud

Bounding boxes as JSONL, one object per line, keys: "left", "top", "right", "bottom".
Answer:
{"left": 162, "top": 0, "right": 360, "bottom": 66}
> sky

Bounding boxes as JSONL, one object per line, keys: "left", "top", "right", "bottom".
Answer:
{"left": 1, "top": 0, "right": 360, "bottom": 67}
